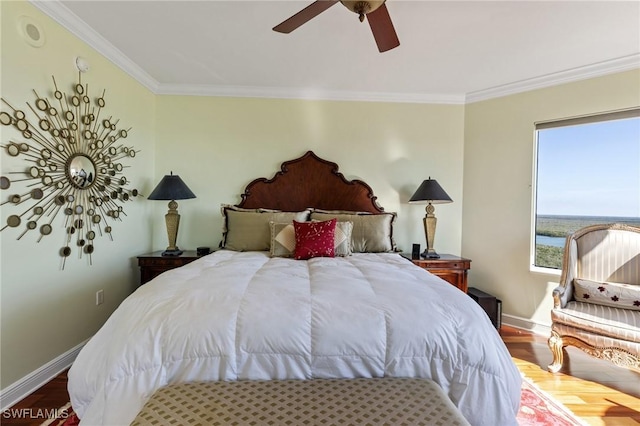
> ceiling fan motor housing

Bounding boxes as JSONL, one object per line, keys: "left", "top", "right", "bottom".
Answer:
{"left": 340, "top": 0, "right": 386, "bottom": 21}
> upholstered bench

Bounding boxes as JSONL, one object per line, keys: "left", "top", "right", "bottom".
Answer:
{"left": 131, "top": 378, "right": 470, "bottom": 426}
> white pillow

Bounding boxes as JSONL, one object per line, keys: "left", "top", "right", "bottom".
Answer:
{"left": 574, "top": 278, "right": 640, "bottom": 311}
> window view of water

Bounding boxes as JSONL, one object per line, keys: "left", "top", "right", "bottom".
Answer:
{"left": 534, "top": 114, "right": 640, "bottom": 269}
{"left": 534, "top": 215, "right": 640, "bottom": 269}
{"left": 535, "top": 235, "right": 565, "bottom": 248}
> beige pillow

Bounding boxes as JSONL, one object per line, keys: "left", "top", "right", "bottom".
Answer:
{"left": 270, "top": 221, "right": 353, "bottom": 257}
{"left": 310, "top": 210, "right": 396, "bottom": 253}
{"left": 270, "top": 222, "right": 296, "bottom": 257}
{"left": 574, "top": 278, "right": 640, "bottom": 311}
{"left": 221, "top": 205, "right": 311, "bottom": 251}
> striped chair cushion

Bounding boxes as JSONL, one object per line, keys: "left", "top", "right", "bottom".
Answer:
{"left": 552, "top": 301, "right": 640, "bottom": 343}
{"left": 552, "top": 323, "right": 640, "bottom": 357}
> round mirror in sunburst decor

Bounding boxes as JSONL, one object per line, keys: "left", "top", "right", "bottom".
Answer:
{"left": 0, "top": 74, "right": 141, "bottom": 269}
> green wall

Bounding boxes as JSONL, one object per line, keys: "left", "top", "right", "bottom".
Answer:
{"left": 152, "top": 96, "right": 465, "bottom": 254}
{"left": 1, "top": 0, "right": 156, "bottom": 389}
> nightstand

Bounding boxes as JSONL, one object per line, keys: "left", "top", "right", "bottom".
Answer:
{"left": 137, "top": 250, "right": 200, "bottom": 285}
{"left": 402, "top": 253, "right": 471, "bottom": 293}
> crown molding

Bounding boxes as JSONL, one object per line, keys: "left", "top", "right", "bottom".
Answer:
{"left": 465, "top": 54, "right": 640, "bottom": 103}
{"left": 29, "top": 0, "right": 160, "bottom": 93}
{"left": 29, "top": 0, "right": 640, "bottom": 105}
{"left": 28, "top": 0, "right": 463, "bottom": 104}
{"left": 155, "top": 83, "right": 466, "bottom": 104}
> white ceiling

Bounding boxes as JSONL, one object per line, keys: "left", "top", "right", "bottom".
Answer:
{"left": 33, "top": 0, "right": 640, "bottom": 104}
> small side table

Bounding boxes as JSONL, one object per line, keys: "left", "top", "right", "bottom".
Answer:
{"left": 137, "top": 250, "right": 200, "bottom": 285}
{"left": 402, "top": 253, "right": 471, "bottom": 293}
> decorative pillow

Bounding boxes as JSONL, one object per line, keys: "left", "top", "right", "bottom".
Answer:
{"left": 333, "top": 221, "right": 353, "bottom": 256}
{"left": 310, "top": 210, "right": 396, "bottom": 253}
{"left": 220, "top": 204, "right": 311, "bottom": 251}
{"left": 270, "top": 221, "right": 353, "bottom": 257}
{"left": 270, "top": 222, "right": 297, "bottom": 257}
{"left": 293, "top": 219, "right": 337, "bottom": 260}
{"left": 574, "top": 278, "right": 640, "bottom": 311}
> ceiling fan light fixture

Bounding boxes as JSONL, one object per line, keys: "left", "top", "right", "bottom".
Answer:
{"left": 340, "top": 0, "right": 386, "bottom": 22}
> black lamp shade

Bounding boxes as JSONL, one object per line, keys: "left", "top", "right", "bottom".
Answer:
{"left": 148, "top": 173, "right": 196, "bottom": 201}
{"left": 409, "top": 178, "right": 452, "bottom": 204}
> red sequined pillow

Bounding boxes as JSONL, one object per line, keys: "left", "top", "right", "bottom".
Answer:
{"left": 293, "top": 219, "right": 337, "bottom": 260}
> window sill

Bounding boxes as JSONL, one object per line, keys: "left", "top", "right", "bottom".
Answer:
{"left": 530, "top": 265, "right": 562, "bottom": 277}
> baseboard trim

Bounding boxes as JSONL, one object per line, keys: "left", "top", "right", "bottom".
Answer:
{"left": 0, "top": 339, "right": 88, "bottom": 410}
{"left": 502, "top": 313, "right": 551, "bottom": 337}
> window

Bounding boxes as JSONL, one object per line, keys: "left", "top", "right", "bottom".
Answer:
{"left": 533, "top": 108, "right": 640, "bottom": 270}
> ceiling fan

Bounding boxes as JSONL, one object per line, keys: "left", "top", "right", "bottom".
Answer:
{"left": 273, "top": 1, "right": 400, "bottom": 53}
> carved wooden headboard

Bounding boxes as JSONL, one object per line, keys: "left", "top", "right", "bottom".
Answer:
{"left": 236, "top": 151, "right": 384, "bottom": 213}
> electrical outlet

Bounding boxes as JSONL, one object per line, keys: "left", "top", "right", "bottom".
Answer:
{"left": 96, "top": 289, "right": 104, "bottom": 306}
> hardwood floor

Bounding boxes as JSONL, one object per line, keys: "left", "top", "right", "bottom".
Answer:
{"left": 502, "top": 326, "right": 640, "bottom": 425}
{"left": 2, "top": 370, "right": 71, "bottom": 425}
{"left": 2, "top": 326, "right": 639, "bottom": 425}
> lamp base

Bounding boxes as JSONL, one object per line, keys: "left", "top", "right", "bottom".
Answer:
{"left": 161, "top": 249, "right": 183, "bottom": 257}
{"left": 421, "top": 249, "right": 440, "bottom": 259}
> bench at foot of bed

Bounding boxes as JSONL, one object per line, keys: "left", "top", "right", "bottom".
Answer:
{"left": 131, "top": 377, "right": 470, "bottom": 426}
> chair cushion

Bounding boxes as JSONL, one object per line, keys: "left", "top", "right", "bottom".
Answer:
{"left": 574, "top": 278, "right": 640, "bottom": 311}
{"left": 552, "top": 323, "right": 640, "bottom": 358}
{"left": 551, "top": 301, "right": 640, "bottom": 343}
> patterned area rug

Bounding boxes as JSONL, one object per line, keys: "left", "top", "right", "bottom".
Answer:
{"left": 39, "top": 402, "right": 77, "bottom": 426}
{"left": 50, "top": 378, "right": 586, "bottom": 426}
{"left": 517, "top": 377, "right": 588, "bottom": 426}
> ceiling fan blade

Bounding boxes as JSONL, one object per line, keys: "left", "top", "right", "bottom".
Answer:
{"left": 273, "top": 1, "right": 339, "bottom": 33}
{"left": 366, "top": 3, "right": 400, "bottom": 52}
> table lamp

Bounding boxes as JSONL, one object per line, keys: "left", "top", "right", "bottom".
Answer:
{"left": 148, "top": 172, "right": 196, "bottom": 256}
{"left": 408, "top": 177, "right": 452, "bottom": 259}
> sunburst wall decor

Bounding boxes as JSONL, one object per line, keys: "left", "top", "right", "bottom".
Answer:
{"left": 0, "top": 72, "right": 140, "bottom": 268}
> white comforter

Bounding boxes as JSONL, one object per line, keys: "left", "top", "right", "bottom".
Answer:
{"left": 69, "top": 251, "right": 521, "bottom": 426}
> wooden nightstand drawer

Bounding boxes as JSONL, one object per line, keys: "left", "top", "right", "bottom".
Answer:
{"left": 137, "top": 250, "right": 200, "bottom": 285}
{"left": 402, "top": 254, "right": 471, "bottom": 293}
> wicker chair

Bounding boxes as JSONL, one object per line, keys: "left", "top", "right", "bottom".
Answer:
{"left": 548, "top": 223, "right": 640, "bottom": 373}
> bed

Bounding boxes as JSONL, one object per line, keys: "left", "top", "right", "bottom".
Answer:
{"left": 68, "top": 151, "right": 522, "bottom": 426}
